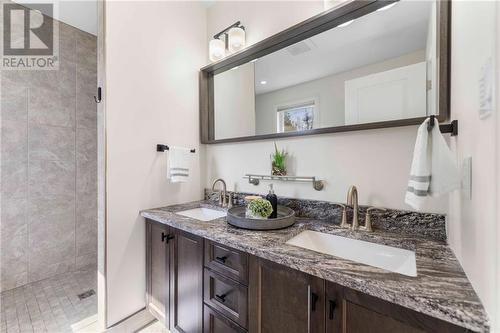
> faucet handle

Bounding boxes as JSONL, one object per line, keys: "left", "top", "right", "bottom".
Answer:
{"left": 337, "top": 204, "right": 350, "bottom": 229}
{"left": 227, "top": 193, "right": 233, "bottom": 209}
{"left": 363, "top": 207, "right": 387, "bottom": 232}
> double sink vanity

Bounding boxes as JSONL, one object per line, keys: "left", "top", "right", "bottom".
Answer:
{"left": 141, "top": 191, "right": 488, "bottom": 333}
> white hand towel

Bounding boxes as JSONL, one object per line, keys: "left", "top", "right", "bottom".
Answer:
{"left": 405, "top": 118, "right": 460, "bottom": 210}
{"left": 168, "top": 146, "right": 191, "bottom": 183}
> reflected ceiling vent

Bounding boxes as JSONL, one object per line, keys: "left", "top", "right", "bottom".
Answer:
{"left": 286, "top": 39, "right": 316, "bottom": 56}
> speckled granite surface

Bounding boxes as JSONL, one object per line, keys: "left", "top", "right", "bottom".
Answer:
{"left": 141, "top": 201, "right": 489, "bottom": 332}
{"left": 205, "top": 189, "right": 447, "bottom": 242}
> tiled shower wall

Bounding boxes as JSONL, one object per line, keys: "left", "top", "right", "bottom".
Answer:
{"left": 1, "top": 16, "right": 97, "bottom": 291}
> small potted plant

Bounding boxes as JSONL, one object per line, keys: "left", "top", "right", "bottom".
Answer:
{"left": 271, "top": 142, "right": 287, "bottom": 176}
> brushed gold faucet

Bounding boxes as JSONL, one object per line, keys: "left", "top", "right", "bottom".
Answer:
{"left": 212, "top": 178, "right": 229, "bottom": 207}
{"left": 362, "top": 207, "right": 387, "bottom": 232}
{"left": 346, "top": 185, "right": 359, "bottom": 230}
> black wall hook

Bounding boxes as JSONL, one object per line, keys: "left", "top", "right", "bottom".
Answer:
{"left": 427, "top": 115, "right": 458, "bottom": 136}
{"left": 94, "top": 87, "right": 102, "bottom": 103}
{"left": 157, "top": 144, "right": 195, "bottom": 153}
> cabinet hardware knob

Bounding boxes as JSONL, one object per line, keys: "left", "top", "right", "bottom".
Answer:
{"left": 329, "top": 300, "right": 337, "bottom": 320}
{"left": 310, "top": 292, "right": 319, "bottom": 312}
{"left": 215, "top": 294, "right": 227, "bottom": 303}
{"left": 215, "top": 256, "right": 227, "bottom": 263}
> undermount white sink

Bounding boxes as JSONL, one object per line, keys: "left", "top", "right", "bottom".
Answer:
{"left": 176, "top": 208, "right": 227, "bottom": 222}
{"left": 286, "top": 230, "right": 417, "bottom": 277}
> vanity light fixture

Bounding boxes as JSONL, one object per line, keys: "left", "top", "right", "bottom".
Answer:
{"left": 376, "top": 2, "right": 397, "bottom": 11}
{"left": 209, "top": 38, "right": 225, "bottom": 62}
{"left": 337, "top": 19, "right": 354, "bottom": 27}
{"left": 228, "top": 26, "right": 246, "bottom": 53}
{"left": 209, "top": 21, "right": 246, "bottom": 62}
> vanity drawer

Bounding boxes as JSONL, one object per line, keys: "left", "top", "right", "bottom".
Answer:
{"left": 205, "top": 240, "right": 249, "bottom": 285}
{"left": 204, "top": 268, "right": 248, "bottom": 329}
{"left": 203, "top": 305, "right": 247, "bottom": 333}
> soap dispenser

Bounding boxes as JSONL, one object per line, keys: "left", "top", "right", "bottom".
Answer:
{"left": 266, "top": 184, "right": 278, "bottom": 219}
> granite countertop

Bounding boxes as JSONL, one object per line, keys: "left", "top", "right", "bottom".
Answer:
{"left": 141, "top": 200, "right": 489, "bottom": 332}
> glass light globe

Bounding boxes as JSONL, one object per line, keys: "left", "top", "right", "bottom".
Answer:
{"left": 228, "top": 27, "right": 245, "bottom": 53}
{"left": 209, "top": 38, "right": 225, "bottom": 62}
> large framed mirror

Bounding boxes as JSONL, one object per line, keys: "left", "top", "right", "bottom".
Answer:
{"left": 200, "top": 0, "right": 450, "bottom": 143}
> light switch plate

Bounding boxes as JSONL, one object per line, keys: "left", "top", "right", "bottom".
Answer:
{"left": 462, "top": 157, "right": 472, "bottom": 200}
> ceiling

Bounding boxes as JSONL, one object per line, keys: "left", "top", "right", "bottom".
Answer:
{"left": 254, "top": 0, "right": 433, "bottom": 95}
{"left": 14, "top": 0, "right": 97, "bottom": 35}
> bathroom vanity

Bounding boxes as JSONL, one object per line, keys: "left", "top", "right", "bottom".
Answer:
{"left": 141, "top": 195, "right": 488, "bottom": 333}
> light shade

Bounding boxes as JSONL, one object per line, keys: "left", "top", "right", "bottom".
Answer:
{"left": 209, "top": 38, "right": 225, "bottom": 62}
{"left": 228, "top": 27, "right": 246, "bottom": 53}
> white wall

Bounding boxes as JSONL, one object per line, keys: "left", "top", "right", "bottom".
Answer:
{"left": 215, "top": 62, "right": 255, "bottom": 140}
{"left": 255, "top": 50, "right": 425, "bottom": 134}
{"left": 447, "top": 1, "right": 500, "bottom": 331}
{"left": 205, "top": 1, "right": 445, "bottom": 213}
{"left": 105, "top": 1, "right": 206, "bottom": 325}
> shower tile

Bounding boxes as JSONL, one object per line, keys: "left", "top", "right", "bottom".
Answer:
{"left": 76, "top": 82, "right": 96, "bottom": 130}
{"left": 1, "top": 197, "right": 27, "bottom": 238}
{"left": 1, "top": 120, "right": 27, "bottom": 164}
{"left": 0, "top": 234, "right": 28, "bottom": 292}
{"left": 76, "top": 31, "right": 97, "bottom": 130}
{"left": 76, "top": 222, "right": 97, "bottom": 257}
{"left": 75, "top": 253, "right": 97, "bottom": 271}
{"left": 28, "top": 251, "right": 75, "bottom": 283}
{"left": 28, "top": 124, "right": 75, "bottom": 162}
{"left": 28, "top": 196, "right": 75, "bottom": 253}
{"left": 1, "top": 161, "right": 27, "bottom": 199}
{"left": 1, "top": 85, "right": 28, "bottom": 122}
{"left": 28, "top": 83, "right": 76, "bottom": 128}
{"left": 28, "top": 159, "right": 75, "bottom": 199}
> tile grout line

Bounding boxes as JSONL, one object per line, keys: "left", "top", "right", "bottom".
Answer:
{"left": 74, "top": 36, "right": 78, "bottom": 273}
{"left": 26, "top": 85, "right": 31, "bottom": 287}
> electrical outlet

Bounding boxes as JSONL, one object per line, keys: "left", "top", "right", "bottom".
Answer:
{"left": 462, "top": 157, "right": 472, "bottom": 200}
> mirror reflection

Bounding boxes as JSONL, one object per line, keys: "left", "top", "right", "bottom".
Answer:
{"left": 214, "top": 0, "right": 437, "bottom": 140}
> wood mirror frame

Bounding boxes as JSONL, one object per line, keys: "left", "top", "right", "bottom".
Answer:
{"left": 200, "top": 0, "right": 450, "bottom": 144}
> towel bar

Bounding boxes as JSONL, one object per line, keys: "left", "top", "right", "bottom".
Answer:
{"left": 427, "top": 115, "right": 458, "bottom": 136}
{"left": 157, "top": 144, "right": 195, "bottom": 153}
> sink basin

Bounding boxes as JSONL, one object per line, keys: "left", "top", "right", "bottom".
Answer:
{"left": 286, "top": 230, "right": 417, "bottom": 277}
{"left": 175, "top": 208, "right": 227, "bottom": 222}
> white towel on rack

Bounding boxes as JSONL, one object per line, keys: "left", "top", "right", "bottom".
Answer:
{"left": 168, "top": 146, "right": 191, "bottom": 183}
{"left": 405, "top": 118, "right": 460, "bottom": 210}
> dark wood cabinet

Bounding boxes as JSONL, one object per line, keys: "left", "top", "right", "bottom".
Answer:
{"left": 146, "top": 219, "right": 471, "bottom": 333}
{"left": 172, "top": 229, "right": 204, "bottom": 333}
{"left": 146, "top": 220, "right": 203, "bottom": 333}
{"left": 248, "top": 256, "right": 325, "bottom": 333}
{"left": 326, "top": 281, "right": 466, "bottom": 333}
{"left": 204, "top": 268, "right": 248, "bottom": 329}
{"left": 146, "top": 221, "right": 172, "bottom": 326}
{"left": 203, "top": 305, "right": 247, "bottom": 333}
{"left": 205, "top": 240, "right": 249, "bottom": 285}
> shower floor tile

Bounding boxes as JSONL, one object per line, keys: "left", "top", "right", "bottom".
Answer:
{"left": 0, "top": 269, "right": 97, "bottom": 333}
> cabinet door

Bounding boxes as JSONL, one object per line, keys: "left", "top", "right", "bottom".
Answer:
{"left": 334, "top": 283, "right": 467, "bottom": 333}
{"left": 146, "top": 220, "right": 172, "bottom": 326}
{"left": 171, "top": 229, "right": 204, "bottom": 333}
{"left": 325, "top": 281, "right": 343, "bottom": 333}
{"left": 249, "top": 256, "right": 325, "bottom": 333}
